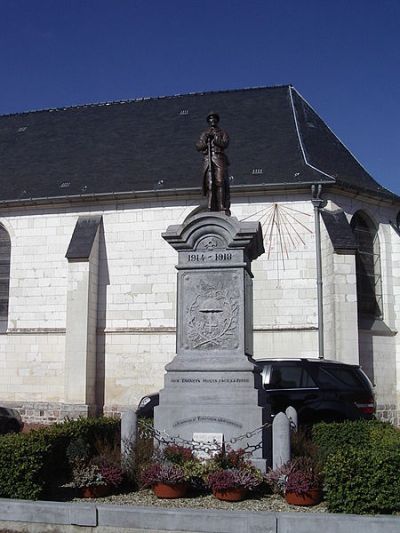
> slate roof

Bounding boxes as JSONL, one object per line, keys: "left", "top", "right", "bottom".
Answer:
{"left": 320, "top": 210, "right": 358, "bottom": 253}
{"left": 65, "top": 216, "right": 102, "bottom": 261}
{"left": 0, "top": 85, "right": 397, "bottom": 205}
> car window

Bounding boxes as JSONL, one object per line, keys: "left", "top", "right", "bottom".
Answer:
{"left": 316, "top": 366, "right": 363, "bottom": 390}
{"left": 268, "top": 366, "right": 316, "bottom": 389}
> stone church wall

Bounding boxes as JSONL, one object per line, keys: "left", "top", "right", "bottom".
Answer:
{"left": 0, "top": 192, "right": 398, "bottom": 424}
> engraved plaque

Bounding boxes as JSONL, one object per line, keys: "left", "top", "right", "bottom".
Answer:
{"left": 183, "top": 270, "right": 240, "bottom": 351}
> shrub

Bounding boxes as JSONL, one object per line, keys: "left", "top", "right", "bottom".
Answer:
{"left": 121, "top": 418, "right": 154, "bottom": 489}
{"left": 0, "top": 416, "right": 120, "bottom": 500}
{"left": 324, "top": 445, "right": 400, "bottom": 514}
{"left": 312, "top": 419, "right": 400, "bottom": 461}
{"left": 290, "top": 429, "right": 318, "bottom": 460}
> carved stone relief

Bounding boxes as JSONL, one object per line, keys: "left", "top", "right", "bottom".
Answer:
{"left": 183, "top": 272, "right": 240, "bottom": 351}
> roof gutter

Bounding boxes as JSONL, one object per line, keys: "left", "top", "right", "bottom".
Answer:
{"left": 0, "top": 181, "right": 330, "bottom": 209}
{"left": 0, "top": 180, "right": 396, "bottom": 210}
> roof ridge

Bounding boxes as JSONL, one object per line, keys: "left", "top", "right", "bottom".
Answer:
{"left": 0, "top": 84, "right": 293, "bottom": 119}
{"left": 290, "top": 86, "right": 381, "bottom": 186}
{"left": 289, "top": 87, "right": 336, "bottom": 183}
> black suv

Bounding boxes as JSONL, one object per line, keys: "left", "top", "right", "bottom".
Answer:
{"left": 0, "top": 407, "right": 24, "bottom": 434}
{"left": 137, "top": 359, "right": 375, "bottom": 425}
{"left": 256, "top": 358, "right": 375, "bottom": 424}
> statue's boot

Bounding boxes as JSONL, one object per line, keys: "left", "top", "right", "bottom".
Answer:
{"left": 216, "top": 187, "right": 225, "bottom": 212}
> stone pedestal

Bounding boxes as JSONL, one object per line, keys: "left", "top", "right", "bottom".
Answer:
{"left": 154, "top": 212, "right": 268, "bottom": 470}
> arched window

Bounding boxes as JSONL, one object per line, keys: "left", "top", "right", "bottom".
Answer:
{"left": 350, "top": 212, "right": 382, "bottom": 318}
{"left": 0, "top": 225, "right": 10, "bottom": 332}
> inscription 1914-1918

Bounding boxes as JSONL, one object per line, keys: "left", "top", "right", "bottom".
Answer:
{"left": 187, "top": 252, "right": 232, "bottom": 262}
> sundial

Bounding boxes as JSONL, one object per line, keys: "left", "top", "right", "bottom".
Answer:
{"left": 241, "top": 203, "right": 313, "bottom": 271}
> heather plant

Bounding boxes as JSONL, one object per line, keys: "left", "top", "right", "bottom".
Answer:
{"left": 92, "top": 458, "right": 124, "bottom": 488}
{"left": 265, "top": 462, "right": 292, "bottom": 495}
{"left": 206, "top": 445, "right": 263, "bottom": 493}
{"left": 141, "top": 463, "right": 186, "bottom": 487}
{"left": 265, "top": 456, "right": 322, "bottom": 497}
{"left": 208, "top": 468, "right": 262, "bottom": 492}
{"left": 285, "top": 457, "right": 322, "bottom": 496}
{"left": 71, "top": 463, "right": 106, "bottom": 489}
{"left": 139, "top": 444, "right": 200, "bottom": 488}
{"left": 163, "top": 445, "right": 193, "bottom": 465}
{"left": 210, "top": 446, "right": 249, "bottom": 470}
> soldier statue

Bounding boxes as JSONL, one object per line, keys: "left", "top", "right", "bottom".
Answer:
{"left": 196, "top": 112, "right": 231, "bottom": 215}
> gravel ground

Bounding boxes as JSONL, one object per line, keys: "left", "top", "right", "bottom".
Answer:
{"left": 74, "top": 489, "right": 328, "bottom": 513}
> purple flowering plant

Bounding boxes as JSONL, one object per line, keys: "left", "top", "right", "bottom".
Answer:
{"left": 140, "top": 444, "right": 198, "bottom": 488}
{"left": 140, "top": 463, "right": 186, "bottom": 487}
{"left": 206, "top": 445, "right": 263, "bottom": 492}
{"left": 207, "top": 468, "right": 262, "bottom": 492}
{"left": 285, "top": 457, "right": 322, "bottom": 496}
{"left": 265, "top": 456, "right": 322, "bottom": 496}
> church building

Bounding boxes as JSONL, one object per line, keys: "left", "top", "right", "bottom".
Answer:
{"left": 0, "top": 85, "right": 398, "bottom": 424}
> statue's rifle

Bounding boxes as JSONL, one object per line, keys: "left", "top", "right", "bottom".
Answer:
{"left": 207, "top": 136, "right": 213, "bottom": 210}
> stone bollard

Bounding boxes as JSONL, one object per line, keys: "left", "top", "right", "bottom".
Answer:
{"left": 285, "top": 406, "right": 298, "bottom": 432}
{"left": 121, "top": 409, "right": 137, "bottom": 465}
{"left": 272, "top": 412, "right": 291, "bottom": 469}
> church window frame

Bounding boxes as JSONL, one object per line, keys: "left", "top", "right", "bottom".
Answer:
{"left": 350, "top": 211, "right": 382, "bottom": 319}
{"left": 0, "top": 224, "right": 10, "bottom": 333}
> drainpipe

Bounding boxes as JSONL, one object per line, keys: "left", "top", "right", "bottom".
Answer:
{"left": 311, "top": 185, "right": 326, "bottom": 359}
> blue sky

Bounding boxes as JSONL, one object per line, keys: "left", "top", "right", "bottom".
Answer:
{"left": 1, "top": 0, "right": 399, "bottom": 194}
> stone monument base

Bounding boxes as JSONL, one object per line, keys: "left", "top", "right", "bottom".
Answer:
{"left": 154, "top": 365, "right": 268, "bottom": 471}
{"left": 155, "top": 212, "right": 267, "bottom": 471}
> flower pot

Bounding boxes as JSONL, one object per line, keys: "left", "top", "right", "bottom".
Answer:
{"left": 153, "top": 482, "right": 188, "bottom": 499}
{"left": 81, "top": 484, "right": 110, "bottom": 498}
{"left": 285, "top": 488, "right": 322, "bottom": 506}
{"left": 213, "top": 487, "right": 248, "bottom": 502}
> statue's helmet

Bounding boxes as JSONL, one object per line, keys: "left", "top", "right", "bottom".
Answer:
{"left": 207, "top": 111, "right": 220, "bottom": 123}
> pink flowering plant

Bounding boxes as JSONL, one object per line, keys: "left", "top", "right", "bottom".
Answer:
{"left": 265, "top": 456, "right": 322, "bottom": 496}
{"left": 141, "top": 463, "right": 186, "bottom": 487}
{"left": 207, "top": 468, "right": 262, "bottom": 492}
{"left": 140, "top": 445, "right": 201, "bottom": 488}
{"left": 285, "top": 457, "right": 322, "bottom": 496}
{"left": 67, "top": 437, "right": 124, "bottom": 490}
{"left": 206, "top": 446, "right": 263, "bottom": 492}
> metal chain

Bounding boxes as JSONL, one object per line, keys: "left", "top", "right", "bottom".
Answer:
{"left": 138, "top": 419, "right": 271, "bottom": 455}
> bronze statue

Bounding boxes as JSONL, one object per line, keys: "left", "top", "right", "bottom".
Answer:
{"left": 196, "top": 112, "right": 231, "bottom": 215}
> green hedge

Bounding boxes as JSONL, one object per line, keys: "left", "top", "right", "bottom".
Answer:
{"left": 0, "top": 417, "right": 120, "bottom": 500}
{"left": 312, "top": 419, "right": 400, "bottom": 460}
{"left": 312, "top": 420, "right": 400, "bottom": 514}
{"left": 324, "top": 445, "right": 400, "bottom": 514}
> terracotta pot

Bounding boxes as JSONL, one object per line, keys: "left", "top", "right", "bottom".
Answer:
{"left": 285, "top": 488, "right": 322, "bottom": 506}
{"left": 213, "top": 487, "right": 248, "bottom": 502}
{"left": 81, "top": 484, "right": 110, "bottom": 498}
{"left": 153, "top": 482, "right": 188, "bottom": 499}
